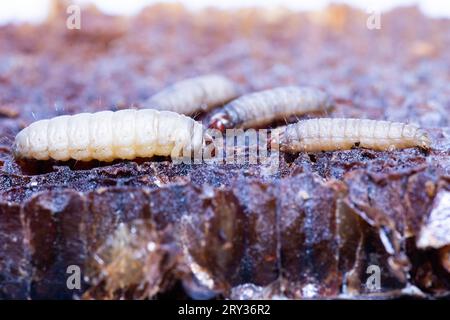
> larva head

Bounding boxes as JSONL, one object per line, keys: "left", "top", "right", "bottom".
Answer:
{"left": 278, "top": 124, "right": 306, "bottom": 154}
{"left": 417, "top": 130, "right": 432, "bottom": 150}
{"left": 268, "top": 126, "right": 284, "bottom": 150}
{"left": 174, "top": 121, "right": 205, "bottom": 159}
{"left": 208, "top": 112, "right": 232, "bottom": 133}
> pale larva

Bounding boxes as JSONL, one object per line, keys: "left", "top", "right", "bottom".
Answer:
{"left": 208, "top": 86, "right": 333, "bottom": 131}
{"left": 146, "top": 74, "right": 239, "bottom": 115}
{"left": 280, "top": 118, "right": 431, "bottom": 153}
{"left": 13, "top": 109, "right": 204, "bottom": 161}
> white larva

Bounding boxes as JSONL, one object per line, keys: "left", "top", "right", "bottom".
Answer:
{"left": 209, "top": 86, "right": 333, "bottom": 131}
{"left": 13, "top": 109, "right": 204, "bottom": 161}
{"left": 280, "top": 118, "right": 431, "bottom": 153}
{"left": 146, "top": 74, "right": 239, "bottom": 115}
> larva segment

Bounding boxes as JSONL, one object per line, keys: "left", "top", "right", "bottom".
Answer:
{"left": 48, "top": 115, "right": 71, "bottom": 161}
{"left": 90, "top": 111, "right": 114, "bottom": 161}
{"left": 113, "top": 109, "right": 138, "bottom": 160}
{"left": 68, "top": 113, "right": 91, "bottom": 161}
{"left": 13, "top": 109, "right": 204, "bottom": 162}
{"left": 280, "top": 118, "right": 431, "bottom": 153}
{"left": 209, "top": 86, "right": 333, "bottom": 132}
{"left": 147, "top": 74, "right": 239, "bottom": 115}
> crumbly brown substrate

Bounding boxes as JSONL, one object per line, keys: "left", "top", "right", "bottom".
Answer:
{"left": 0, "top": 2, "right": 449, "bottom": 299}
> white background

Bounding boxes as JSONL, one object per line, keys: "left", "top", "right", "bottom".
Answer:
{"left": 1, "top": 0, "right": 450, "bottom": 24}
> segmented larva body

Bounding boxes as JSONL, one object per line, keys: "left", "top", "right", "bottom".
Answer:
{"left": 147, "top": 74, "right": 239, "bottom": 115}
{"left": 280, "top": 118, "right": 431, "bottom": 153}
{"left": 209, "top": 86, "right": 333, "bottom": 131}
{"left": 13, "top": 109, "right": 204, "bottom": 161}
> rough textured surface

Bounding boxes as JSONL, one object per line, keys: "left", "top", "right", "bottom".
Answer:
{"left": 0, "top": 2, "right": 449, "bottom": 299}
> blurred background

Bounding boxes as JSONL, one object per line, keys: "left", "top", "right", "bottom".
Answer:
{"left": 0, "top": 0, "right": 449, "bottom": 130}
{"left": 1, "top": 0, "right": 450, "bottom": 24}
